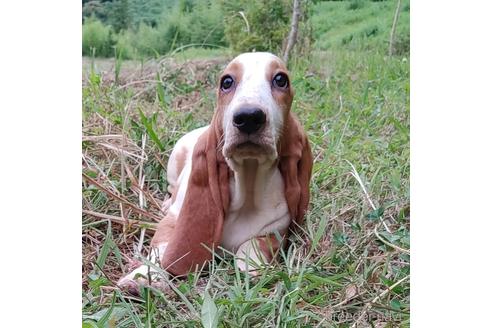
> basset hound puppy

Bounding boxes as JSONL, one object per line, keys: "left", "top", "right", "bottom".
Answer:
{"left": 118, "top": 52, "right": 313, "bottom": 292}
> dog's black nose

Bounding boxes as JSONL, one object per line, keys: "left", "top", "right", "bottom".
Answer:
{"left": 233, "top": 108, "right": 266, "bottom": 134}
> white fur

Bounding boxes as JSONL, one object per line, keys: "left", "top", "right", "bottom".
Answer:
{"left": 221, "top": 159, "right": 290, "bottom": 251}
{"left": 235, "top": 239, "right": 268, "bottom": 276}
{"left": 167, "top": 125, "right": 209, "bottom": 218}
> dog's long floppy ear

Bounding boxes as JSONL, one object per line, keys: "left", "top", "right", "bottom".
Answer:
{"left": 279, "top": 113, "right": 313, "bottom": 226}
{"left": 161, "top": 117, "right": 230, "bottom": 276}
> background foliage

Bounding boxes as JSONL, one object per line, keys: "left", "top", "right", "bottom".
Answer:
{"left": 83, "top": 0, "right": 227, "bottom": 59}
{"left": 82, "top": 0, "right": 409, "bottom": 59}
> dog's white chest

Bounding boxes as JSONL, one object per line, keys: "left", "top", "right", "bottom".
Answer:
{"left": 221, "top": 162, "right": 290, "bottom": 251}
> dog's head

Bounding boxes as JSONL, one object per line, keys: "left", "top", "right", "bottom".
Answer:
{"left": 217, "top": 52, "right": 294, "bottom": 165}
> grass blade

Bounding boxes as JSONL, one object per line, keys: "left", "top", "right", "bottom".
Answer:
{"left": 138, "top": 108, "right": 164, "bottom": 151}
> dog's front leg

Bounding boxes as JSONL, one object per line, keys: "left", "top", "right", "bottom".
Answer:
{"left": 117, "top": 215, "right": 175, "bottom": 294}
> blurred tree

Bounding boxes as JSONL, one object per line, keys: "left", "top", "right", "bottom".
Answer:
{"left": 110, "top": 0, "right": 131, "bottom": 32}
{"left": 82, "top": 0, "right": 112, "bottom": 23}
{"left": 178, "top": 0, "right": 195, "bottom": 13}
{"left": 283, "top": 0, "right": 301, "bottom": 62}
{"left": 388, "top": 0, "right": 402, "bottom": 56}
{"left": 220, "top": 0, "right": 291, "bottom": 54}
{"left": 129, "top": 0, "right": 168, "bottom": 27}
{"left": 82, "top": 0, "right": 172, "bottom": 29}
{"left": 82, "top": 17, "right": 115, "bottom": 57}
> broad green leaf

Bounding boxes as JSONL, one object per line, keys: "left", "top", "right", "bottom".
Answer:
{"left": 390, "top": 299, "right": 402, "bottom": 310}
{"left": 201, "top": 290, "right": 219, "bottom": 328}
{"left": 276, "top": 271, "right": 293, "bottom": 291}
{"left": 367, "top": 207, "right": 384, "bottom": 220}
{"left": 97, "top": 292, "right": 117, "bottom": 326}
{"left": 304, "top": 273, "right": 343, "bottom": 287}
{"left": 333, "top": 231, "right": 348, "bottom": 246}
{"left": 82, "top": 306, "right": 126, "bottom": 325}
{"left": 88, "top": 275, "right": 109, "bottom": 296}
{"left": 82, "top": 321, "right": 98, "bottom": 328}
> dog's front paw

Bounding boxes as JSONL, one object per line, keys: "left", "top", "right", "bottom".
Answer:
{"left": 117, "top": 265, "right": 168, "bottom": 296}
{"left": 237, "top": 258, "right": 261, "bottom": 277}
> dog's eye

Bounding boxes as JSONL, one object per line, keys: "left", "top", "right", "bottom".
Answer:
{"left": 273, "top": 73, "right": 289, "bottom": 89}
{"left": 220, "top": 75, "right": 234, "bottom": 91}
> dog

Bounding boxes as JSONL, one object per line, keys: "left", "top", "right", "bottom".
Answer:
{"left": 118, "top": 52, "right": 312, "bottom": 293}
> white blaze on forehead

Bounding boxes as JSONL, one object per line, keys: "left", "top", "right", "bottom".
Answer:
{"left": 223, "top": 52, "right": 284, "bottom": 140}
{"left": 232, "top": 52, "right": 278, "bottom": 104}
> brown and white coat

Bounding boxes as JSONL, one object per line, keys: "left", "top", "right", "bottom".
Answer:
{"left": 118, "top": 52, "right": 312, "bottom": 291}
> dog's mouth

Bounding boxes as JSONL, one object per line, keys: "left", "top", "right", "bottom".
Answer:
{"left": 238, "top": 140, "right": 264, "bottom": 152}
{"left": 237, "top": 141, "right": 262, "bottom": 149}
{"left": 224, "top": 139, "right": 277, "bottom": 161}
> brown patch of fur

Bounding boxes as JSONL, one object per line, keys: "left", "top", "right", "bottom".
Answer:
{"left": 265, "top": 59, "right": 294, "bottom": 118}
{"left": 216, "top": 61, "right": 244, "bottom": 117}
{"left": 159, "top": 112, "right": 231, "bottom": 275}
{"left": 279, "top": 114, "right": 313, "bottom": 225}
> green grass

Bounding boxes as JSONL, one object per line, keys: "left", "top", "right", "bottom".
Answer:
{"left": 311, "top": 0, "right": 409, "bottom": 54}
{"left": 82, "top": 1, "right": 410, "bottom": 326}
